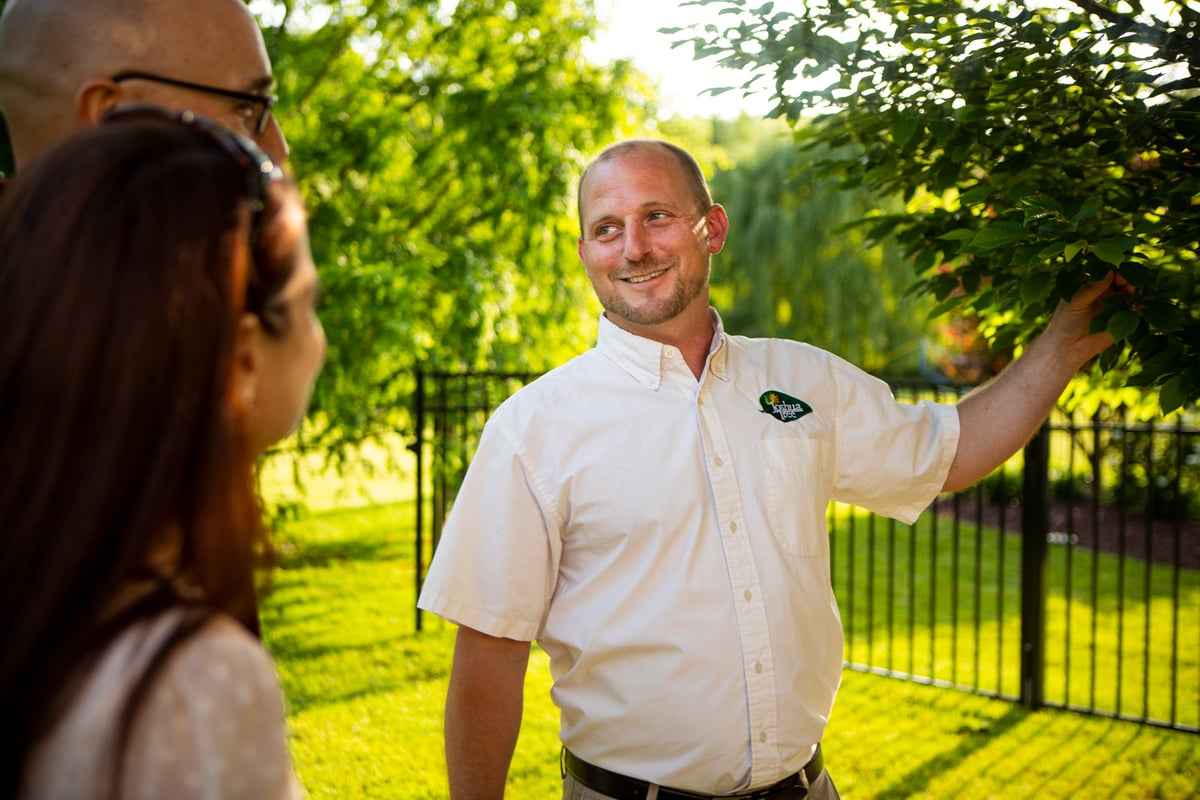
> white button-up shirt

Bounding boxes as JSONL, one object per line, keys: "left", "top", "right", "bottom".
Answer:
{"left": 418, "top": 311, "right": 959, "bottom": 795}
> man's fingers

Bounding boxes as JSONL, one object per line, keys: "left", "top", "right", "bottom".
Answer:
{"left": 1069, "top": 270, "right": 1117, "bottom": 308}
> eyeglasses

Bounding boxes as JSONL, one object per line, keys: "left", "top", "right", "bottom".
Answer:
{"left": 101, "top": 106, "right": 283, "bottom": 245}
{"left": 110, "top": 71, "right": 278, "bottom": 137}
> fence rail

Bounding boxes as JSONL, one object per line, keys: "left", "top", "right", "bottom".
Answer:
{"left": 413, "top": 371, "right": 1200, "bottom": 734}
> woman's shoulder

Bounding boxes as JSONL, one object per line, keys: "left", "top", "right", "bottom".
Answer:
{"left": 123, "top": 612, "right": 298, "bottom": 797}
{"left": 23, "top": 609, "right": 300, "bottom": 800}
{"left": 161, "top": 612, "right": 278, "bottom": 688}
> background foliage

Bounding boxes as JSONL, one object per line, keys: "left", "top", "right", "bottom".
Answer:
{"left": 8, "top": 0, "right": 1183, "bottom": 465}
{"left": 710, "top": 129, "right": 937, "bottom": 375}
{"left": 685, "top": 0, "right": 1200, "bottom": 414}
{"left": 254, "top": 0, "right": 648, "bottom": 458}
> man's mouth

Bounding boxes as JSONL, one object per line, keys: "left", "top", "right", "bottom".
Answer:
{"left": 623, "top": 269, "right": 667, "bottom": 284}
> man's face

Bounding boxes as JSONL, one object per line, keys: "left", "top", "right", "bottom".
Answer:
{"left": 577, "top": 147, "right": 727, "bottom": 338}
{"left": 115, "top": 0, "right": 287, "bottom": 163}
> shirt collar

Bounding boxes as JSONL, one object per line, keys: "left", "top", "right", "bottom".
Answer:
{"left": 595, "top": 309, "right": 729, "bottom": 389}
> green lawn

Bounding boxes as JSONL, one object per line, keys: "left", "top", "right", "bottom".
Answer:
{"left": 262, "top": 502, "right": 1200, "bottom": 799}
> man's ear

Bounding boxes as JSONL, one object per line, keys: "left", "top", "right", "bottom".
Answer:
{"left": 231, "top": 313, "right": 264, "bottom": 412}
{"left": 705, "top": 204, "right": 730, "bottom": 255}
{"left": 74, "top": 78, "right": 124, "bottom": 126}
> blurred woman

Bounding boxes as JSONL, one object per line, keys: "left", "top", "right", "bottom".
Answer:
{"left": 0, "top": 107, "right": 325, "bottom": 799}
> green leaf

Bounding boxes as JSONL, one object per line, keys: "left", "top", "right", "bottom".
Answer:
{"left": 1006, "top": 180, "right": 1040, "bottom": 200}
{"left": 929, "top": 295, "right": 964, "bottom": 318}
{"left": 1089, "top": 240, "right": 1127, "bottom": 266}
{"left": 1063, "top": 241, "right": 1085, "bottom": 262}
{"left": 1107, "top": 310, "right": 1141, "bottom": 342}
{"left": 1021, "top": 272, "right": 1054, "bottom": 305}
{"left": 939, "top": 228, "right": 976, "bottom": 241}
{"left": 1141, "top": 301, "right": 1184, "bottom": 332}
{"left": 958, "top": 184, "right": 994, "bottom": 205}
{"left": 1116, "top": 261, "right": 1155, "bottom": 288}
{"left": 968, "top": 222, "right": 1028, "bottom": 251}
{"left": 893, "top": 115, "right": 921, "bottom": 146}
{"left": 1072, "top": 195, "right": 1103, "bottom": 222}
{"left": 913, "top": 248, "right": 940, "bottom": 273}
{"left": 1159, "top": 374, "right": 1187, "bottom": 415}
{"left": 1037, "top": 242, "right": 1066, "bottom": 260}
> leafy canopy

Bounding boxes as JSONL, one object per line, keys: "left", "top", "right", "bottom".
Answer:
{"left": 682, "top": 0, "right": 1200, "bottom": 414}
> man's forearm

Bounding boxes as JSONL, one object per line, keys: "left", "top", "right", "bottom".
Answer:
{"left": 944, "top": 331, "right": 1077, "bottom": 492}
{"left": 943, "top": 272, "right": 1126, "bottom": 493}
{"left": 445, "top": 626, "right": 531, "bottom": 800}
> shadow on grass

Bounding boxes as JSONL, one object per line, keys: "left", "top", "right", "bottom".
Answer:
{"left": 274, "top": 535, "right": 401, "bottom": 570}
{"left": 270, "top": 630, "right": 453, "bottom": 713}
{"left": 869, "top": 702, "right": 1030, "bottom": 799}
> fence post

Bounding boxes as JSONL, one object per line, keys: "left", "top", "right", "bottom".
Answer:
{"left": 411, "top": 370, "right": 426, "bottom": 632}
{"left": 1020, "top": 422, "right": 1050, "bottom": 709}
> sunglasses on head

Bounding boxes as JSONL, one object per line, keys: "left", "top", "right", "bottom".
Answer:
{"left": 100, "top": 105, "right": 283, "bottom": 246}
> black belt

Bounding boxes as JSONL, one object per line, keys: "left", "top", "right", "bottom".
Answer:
{"left": 562, "top": 745, "right": 824, "bottom": 800}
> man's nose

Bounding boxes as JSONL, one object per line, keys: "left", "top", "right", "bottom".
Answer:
{"left": 258, "top": 115, "right": 289, "bottom": 165}
{"left": 622, "top": 220, "right": 651, "bottom": 261}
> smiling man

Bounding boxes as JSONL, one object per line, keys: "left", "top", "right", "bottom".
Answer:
{"left": 419, "top": 138, "right": 1130, "bottom": 800}
{"left": 0, "top": 0, "right": 287, "bottom": 170}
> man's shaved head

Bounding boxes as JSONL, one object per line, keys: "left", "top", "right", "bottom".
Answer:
{"left": 0, "top": 0, "right": 286, "bottom": 167}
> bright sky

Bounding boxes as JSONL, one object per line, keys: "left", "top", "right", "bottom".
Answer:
{"left": 586, "top": 0, "right": 774, "bottom": 119}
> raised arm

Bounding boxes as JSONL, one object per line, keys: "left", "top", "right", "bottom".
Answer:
{"left": 445, "top": 625, "right": 532, "bottom": 800}
{"left": 943, "top": 271, "right": 1131, "bottom": 492}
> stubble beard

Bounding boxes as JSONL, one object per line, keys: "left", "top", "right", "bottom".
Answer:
{"left": 598, "top": 258, "right": 710, "bottom": 327}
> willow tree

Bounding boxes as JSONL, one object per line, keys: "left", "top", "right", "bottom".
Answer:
{"left": 705, "top": 133, "right": 937, "bottom": 375}
{"left": 683, "top": 0, "right": 1199, "bottom": 414}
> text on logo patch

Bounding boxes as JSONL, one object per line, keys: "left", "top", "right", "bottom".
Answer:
{"left": 759, "top": 390, "right": 813, "bottom": 422}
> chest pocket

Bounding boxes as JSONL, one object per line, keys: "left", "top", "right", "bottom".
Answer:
{"left": 758, "top": 435, "right": 834, "bottom": 558}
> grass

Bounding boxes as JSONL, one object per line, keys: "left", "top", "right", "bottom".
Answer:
{"left": 261, "top": 500, "right": 1200, "bottom": 799}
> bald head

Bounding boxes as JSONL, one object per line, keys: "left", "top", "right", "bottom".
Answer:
{"left": 0, "top": 0, "right": 286, "bottom": 167}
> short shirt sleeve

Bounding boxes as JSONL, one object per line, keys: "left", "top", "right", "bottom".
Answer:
{"left": 828, "top": 357, "right": 960, "bottom": 524}
{"left": 417, "top": 409, "right": 562, "bottom": 642}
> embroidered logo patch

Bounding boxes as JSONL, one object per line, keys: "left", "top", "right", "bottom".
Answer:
{"left": 759, "top": 390, "right": 813, "bottom": 422}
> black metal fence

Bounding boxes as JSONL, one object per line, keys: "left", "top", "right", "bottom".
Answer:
{"left": 412, "top": 371, "right": 1199, "bottom": 734}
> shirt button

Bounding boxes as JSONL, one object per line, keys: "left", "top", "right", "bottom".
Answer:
{"left": 760, "top": 731, "right": 769, "bottom": 743}
{"left": 664, "top": 347, "right": 677, "bottom": 359}
{"left": 743, "top": 589, "right": 753, "bottom": 602}
{"left": 729, "top": 521, "right": 737, "bottom": 533}
{"left": 713, "top": 456, "right": 723, "bottom": 467}
{"left": 755, "top": 662, "right": 764, "bottom": 674}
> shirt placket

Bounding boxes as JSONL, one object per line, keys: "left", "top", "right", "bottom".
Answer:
{"left": 695, "top": 374, "right": 783, "bottom": 788}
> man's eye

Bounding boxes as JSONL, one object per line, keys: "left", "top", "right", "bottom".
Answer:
{"left": 233, "top": 102, "right": 259, "bottom": 121}
{"left": 595, "top": 225, "right": 618, "bottom": 240}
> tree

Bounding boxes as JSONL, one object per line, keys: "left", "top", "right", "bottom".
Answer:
{"left": 713, "top": 133, "right": 939, "bottom": 375}
{"left": 682, "top": 0, "right": 1199, "bottom": 414}
{"left": 256, "top": 1, "right": 649, "bottom": 457}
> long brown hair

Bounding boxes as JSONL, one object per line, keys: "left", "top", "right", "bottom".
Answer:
{"left": 0, "top": 109, "right": 299, "bottom": 793}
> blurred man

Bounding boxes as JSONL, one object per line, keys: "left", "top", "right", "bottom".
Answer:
{"left": 0, "top": 0, "right": 287, "bottom": 169}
